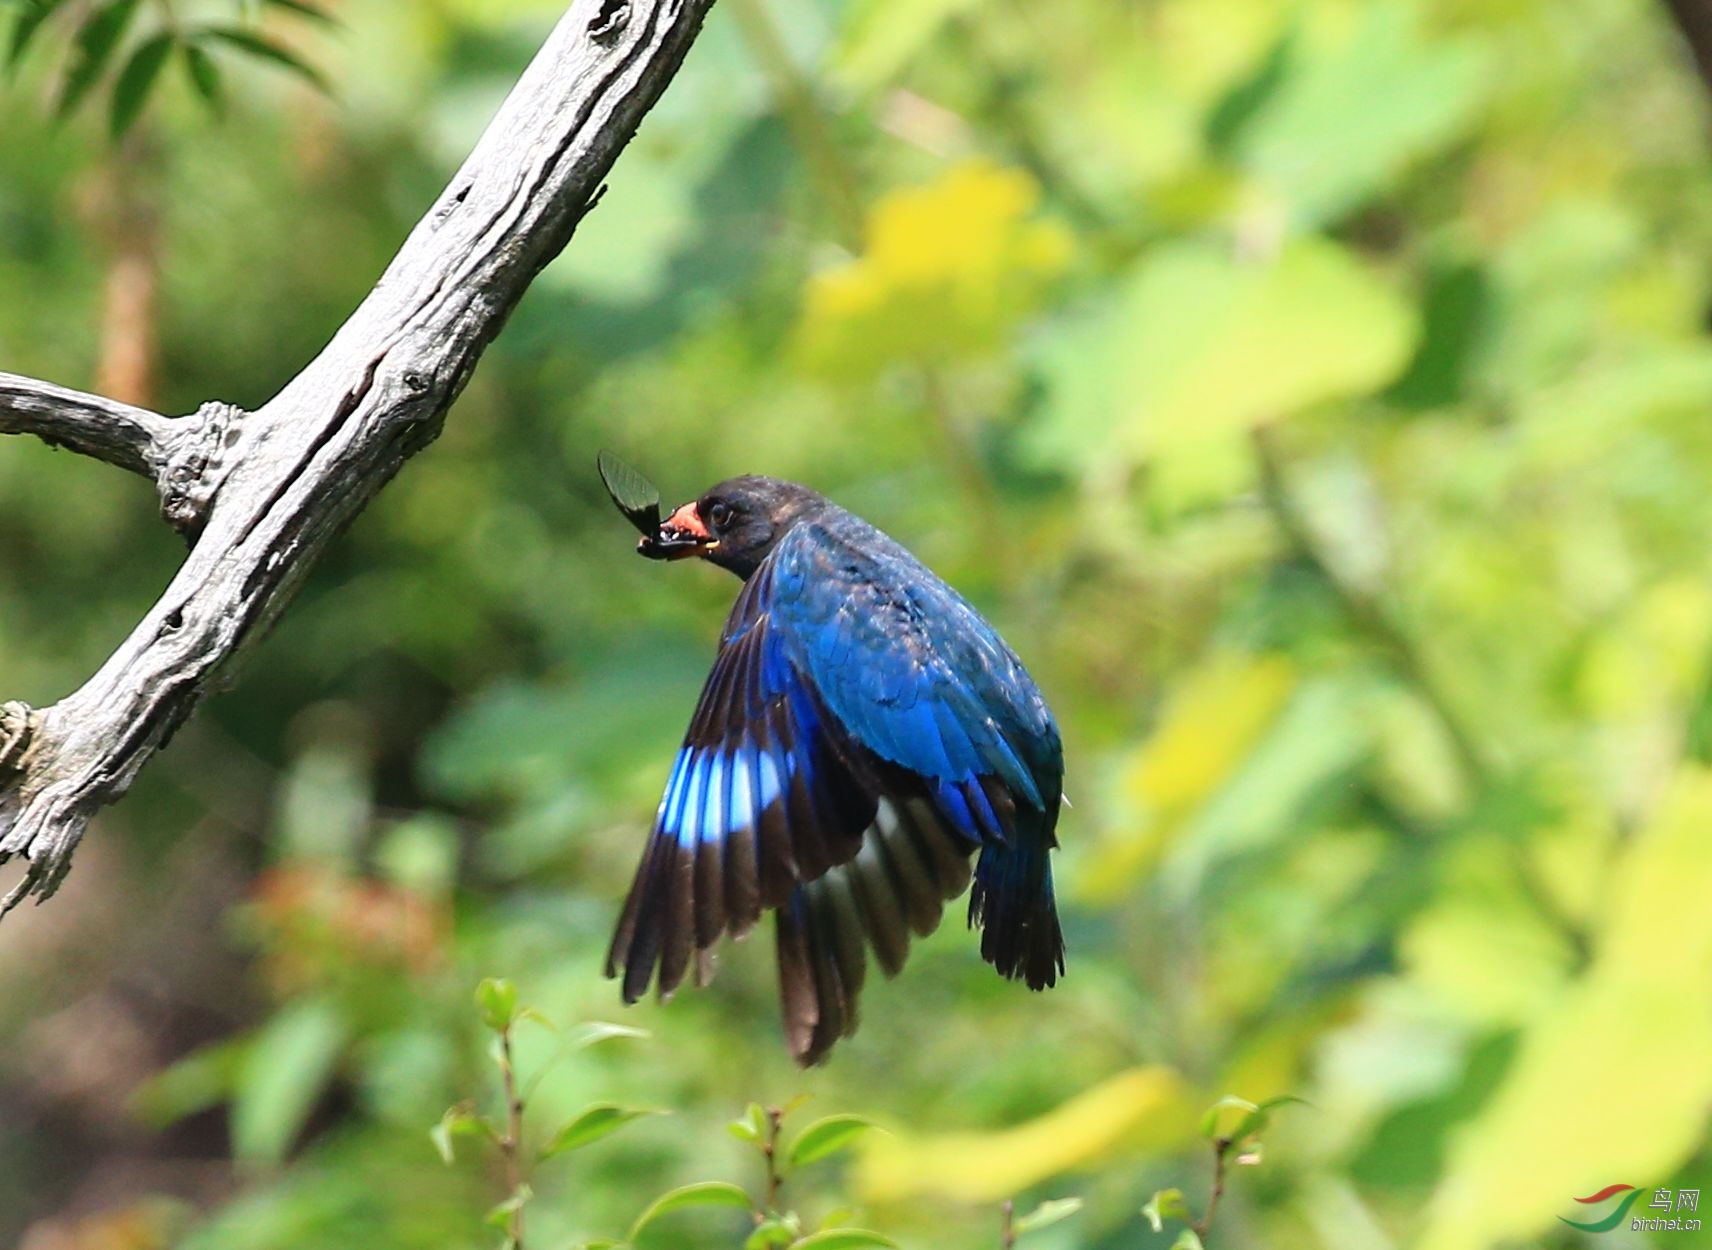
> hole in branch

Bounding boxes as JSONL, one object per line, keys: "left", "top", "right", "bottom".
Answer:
{"left": 589, "top": 0, "right": 628, "bottom": 42}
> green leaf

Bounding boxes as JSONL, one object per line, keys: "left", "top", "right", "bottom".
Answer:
{"left": 793, "top": 1232, "right": 899, "bottom": 1250}
{"left": 475, "top": 977, "right": 519, "bottom": 1031}
{"left": 232, "top": 997, "right": 347, "bottom": 1164}
{"left": 1199, "top": 1095, "right": 1259, "bottom": 1141}
{"left": 200, "top": 25, "right": 329, "bottom": 92}
{"left": 1228, "top": 1094, "right": 1309, "bottom": 1144}
{"left": 1227, "top": 2, "right": 1492, "bottom": 227}
{"left": 832, "top": 0, "right": 986, "bottom": 90}
{"left": 1172, "top": 1231, "right": 1205, "bottom": 1250}
{"left": 1012, "top": 1197, "right": 1084, "bottom": 1237}
{"left": 129, "top": 1036, "right": 249, "bottom": 1127}
{"left": 7, "top": 0, "right": 64, "bottom": 69}
{"left": 1417, "top": 771, "right": 1712, "bottom": 1249}
{"left": 1026, "top": 238, "right": 1417, "bottom": 483}
{"left": 786, "top": 1114, "right": 877, "bottom": 1167}
{"left": 108, "top": 29, "right": 172, "bottom": 137}
{"left": 430, "top": 1104, "right": 498, "bottom": 1165}
{"left": 565, "top": 1020, "right": 648, "bottom": 1049}
{"left": 542, "top": 1104, "right": 662, "bottom": 1158}
{"left": 181, "top": 40, "right": 223, "bottom": 114}
{"left": 744, "top": 1219, "right": 799, "bottom": 1250}
{"left": 56, "top": 0, "right": 141, "bottom": 118}
{"left": 627, "top": 1182, "right": 752, "bottom": 1242}
{"left": 1142, "top": 1188, "right": 1191, "bottom": 1233}
{"left": 485, "top": 1184, "right": 532, "bottom": 1230}
{"left": 262, "top": 0, "right": 336, "bottom": 25}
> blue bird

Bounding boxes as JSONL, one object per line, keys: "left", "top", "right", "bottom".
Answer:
{"left": 605, "top": 475, "right": 1064, "bottom": 1065}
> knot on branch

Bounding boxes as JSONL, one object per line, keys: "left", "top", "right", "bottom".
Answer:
{"left": 0, "top": 701, "right": 38, "bottom": 786}
{"left": 160, "top": 401, "right": 244, "bottom": 537}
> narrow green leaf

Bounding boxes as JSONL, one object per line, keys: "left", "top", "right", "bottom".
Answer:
{"left": 1012, "top": 1197, "right": 1084, "bottom": 1237}
{"left": 786, "top": 1114, "right": 877, "bottom": 1167}
{"left": 430, "top": 1104, "right": 498, "bottom": 1164}
{"left": 793, "top": 1231, "right": 899, "bottom": 1250}
{"left": 129, "top": 1036, "right": 249, "bottom": 1127}
{"left": 515, "top": 1005, "right": 557, "bottom": 1033}
{"left": 542, "top": 1103, "right": 662, "bottom": 1158}
{"left": 180, "top": 40, "right": 222, "bottom": 114}
{"left": 1172, "top": 1231, "right": 1206, "bottom": 1250}
{"left": 1198, "top": 1095, "right": 1259, "bottom": 1141}
{"left": 1229, "top": 1094, "right": 1309, "bottom": 1144}
{"left": 484, "top": 1184, "right": 532, "bottom": 1230}
{"left": 7, "top": 0, "right": 64, "bottom": 69}
{"left": 475, "top": 977, "right": 519, "bottom": 1031}
{"left": 566, "top": 1020, "right": 648, "bottom": 1049}
{"left": 262, "top": 0, "right": 337, "bottom": 25}
{"left": 108, "top": 29, "right": 172, "bottom": 137}
{"left": 231, "top": 997, "right": 347, "bottom": 1165}
{"left": 200, "top": 24, "right": 329, "bottom": 92}
{"left": 1142, "top": 1188, "right": 1190, "bottom": 1233}
{"left": 57, "top": 0, "right": 141, "bottom": 118}
{"left": 627, "top": 1182, "right": 752, "bottom": 1242}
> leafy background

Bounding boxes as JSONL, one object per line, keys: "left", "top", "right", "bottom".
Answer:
{"left": 3, "top": 0, "right": 1712, "bottom": 1246}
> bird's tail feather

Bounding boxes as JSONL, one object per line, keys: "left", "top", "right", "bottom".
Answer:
{"left": 774, "top": 799, "right": 972, "bottom": 1065}
{"left": 968, "top": 816, "right": 1064, "bottom": 990}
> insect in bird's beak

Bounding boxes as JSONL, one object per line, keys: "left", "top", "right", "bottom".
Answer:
{"left": 642, "top": 500, "right": 719, "bottom": 560}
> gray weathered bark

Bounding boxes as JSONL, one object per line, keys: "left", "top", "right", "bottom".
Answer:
{"left": 0, "top": 0, "right": 716, "bottom": 912}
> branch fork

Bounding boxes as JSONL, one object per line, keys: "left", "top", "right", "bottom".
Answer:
{"left": 0, "top": 0, "right": 715, "bottom": 913}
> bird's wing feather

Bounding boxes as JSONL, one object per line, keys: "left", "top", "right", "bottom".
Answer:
{"left": 606, "top": 556, "right": 881, "bottom": 1003}
{"left": 767, "top": 520, "right": 1062, "bottom": 842}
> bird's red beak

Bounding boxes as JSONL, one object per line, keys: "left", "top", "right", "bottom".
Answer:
{"left": 639, "top": 500, "right": 718, "bottom": 561}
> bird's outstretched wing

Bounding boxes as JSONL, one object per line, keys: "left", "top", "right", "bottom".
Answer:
{"left": 606, "top": 522, "right": 1062, "bottom": 1064}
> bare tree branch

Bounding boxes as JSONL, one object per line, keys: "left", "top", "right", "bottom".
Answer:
{"left": 0, "top": 0, "right": 716, "bottom": 912}
{"left": 0, "top": 372, "right": 180, "bottom": 479}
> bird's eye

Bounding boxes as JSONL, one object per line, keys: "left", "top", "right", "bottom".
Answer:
{"left": 707, "top": 501, "right": 733, "bottom": 530}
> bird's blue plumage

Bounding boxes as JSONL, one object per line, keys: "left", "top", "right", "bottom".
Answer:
{"left": 606, "top": 477, "right": 1064, "bottom": 1065}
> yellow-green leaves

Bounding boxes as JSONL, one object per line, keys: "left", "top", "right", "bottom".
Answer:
{"left": 831, "top": 0, "right": 988, "bottom": 90}
{"left": 855, "top": 1066, "right": 1196, "bottom": 1202}
{"left": 1075, "top": 654, "right": 1296, "bottom": 901}
{"left": 1419, "top": 769, "right": 1712, "bottom": 1250}
{"left": 797, "top": 160, "right": 1071, "bottom": 380}
{"left": 1028, "top": 238, "right": 1416, "bottom": 478}
{"left": 1222, "top": 2, "right": 1491, "bottom": 229}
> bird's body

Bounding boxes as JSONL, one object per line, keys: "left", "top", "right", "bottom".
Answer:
{"left": 605, "top": 474, "right": 1063, "bottom": 1065}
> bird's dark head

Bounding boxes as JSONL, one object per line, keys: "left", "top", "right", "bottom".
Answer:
{"left": 642, "top": 476, "right": 825, "bottom": 579}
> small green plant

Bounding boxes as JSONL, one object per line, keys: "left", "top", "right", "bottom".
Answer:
{"left": 998, "top": 1196, "right": 1084, "bottom": 1248}
{"left": 580, "top": 1100, "right": 895, "bottom": 1250}
{"left": 1143, "top": 1095, "right": 1305, "bottom": 1248}
{"left": 433, "top": 977, "right": 656, "bottom": 1250}
{"left": 3, "top": 0, "right": 333, "bottom": 137}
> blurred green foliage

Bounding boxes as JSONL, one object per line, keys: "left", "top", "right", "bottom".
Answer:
{"left": 4, "top": 0, "right": 1712, "bottom": 1247}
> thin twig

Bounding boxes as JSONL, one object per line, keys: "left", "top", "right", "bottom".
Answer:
{"left": 761, "top": 1104, "right": 785, "bottom": 1213}
{"left": 499, "top": 1023, "right": 527, "bottom": 1249}
{"left": 1191, "top": 1138, "right": 1231, "bottom": 1240}
{"left": 1000, "top": 1199, "right": 1017, "bottom": 1250}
